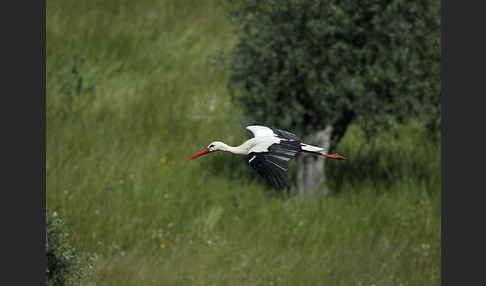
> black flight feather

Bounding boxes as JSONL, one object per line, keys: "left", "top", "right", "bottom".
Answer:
{"left": 248, "top": 129, "right": 302, "bottom": 191}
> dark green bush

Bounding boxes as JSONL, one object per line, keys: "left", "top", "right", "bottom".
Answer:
{"left": 225, "top": 0, "right": 440, "bottom": 148}
{"left": 46, "top": 210, "right": 94, "bottom": 286}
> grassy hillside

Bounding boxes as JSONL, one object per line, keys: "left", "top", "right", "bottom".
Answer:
{"left": 46, "top": 0, "right": 441, "bottom": 285}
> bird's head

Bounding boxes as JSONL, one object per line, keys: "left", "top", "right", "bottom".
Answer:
{"left": 189, "top": 141, "right": 227, "bottom": 160}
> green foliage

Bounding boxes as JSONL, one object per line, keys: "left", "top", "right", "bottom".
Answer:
{"left": 46, "top": 210, "right": 95, "bottom": 285}
{"left": 328, "top": 120, "right": 441, "bottom": 191}
{"left": 46, "top": 0, "right": 440, "bottom": 285}
{"left": 225, "top": 0, "right": 440, "bottom": 147}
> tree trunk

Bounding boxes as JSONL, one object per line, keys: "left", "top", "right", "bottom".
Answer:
{"left": 297, "top": 125, "right": 333, "bottom": 195}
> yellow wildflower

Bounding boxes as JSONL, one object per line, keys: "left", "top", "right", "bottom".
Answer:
{"left": 160, "top": 158, "right": 167, "bottom": 164}
{"left": 217, "top": 207, "right": 223, "bottom": 214}
{"left": 160, "top": 243, "right": 166, "bottom": 249}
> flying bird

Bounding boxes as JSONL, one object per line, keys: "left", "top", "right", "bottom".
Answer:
{"left": 189, "top": 125, "right": 345, "bottom": 191}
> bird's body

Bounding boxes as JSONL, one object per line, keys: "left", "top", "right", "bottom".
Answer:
{"left": 189, "top": 125, "right": 345, "bottom": 191}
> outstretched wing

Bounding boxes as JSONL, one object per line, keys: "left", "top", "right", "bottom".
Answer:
{"left": 270, "top": 127, "right": 300, "bottom": 141}
{"left": 246, "top": 125, "right": 301, "bottom": 141}
{"left": 248, "top": 140, "right": 301, "bottom": 191}
{"left": 246, "top": 125, "right": 276, "bottom": 138}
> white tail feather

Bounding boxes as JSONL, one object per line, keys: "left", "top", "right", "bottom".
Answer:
{"left": 300, "top": 143, "right": 329, "bottom": 153}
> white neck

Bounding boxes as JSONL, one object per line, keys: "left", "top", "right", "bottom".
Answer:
{"left": 219, "top": 140, "right": 253, "bottom": 155}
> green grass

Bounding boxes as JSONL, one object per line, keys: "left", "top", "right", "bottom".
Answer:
{"left": 47, "top": 0, "right": 441, "bottom": 285}
{"left": 48, "top": 179, "right": 440, "bottom": 285}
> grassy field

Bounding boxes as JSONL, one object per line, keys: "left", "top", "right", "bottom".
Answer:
{"left": 46, "top": 0, "right": 441, "bottom": 285}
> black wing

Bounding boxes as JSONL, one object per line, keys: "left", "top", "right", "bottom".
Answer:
{"left": 270, "top": 127, "right": 301, "bottom": 141}
{"left": 248, "top": 140, "right": 302, "bottom": 191}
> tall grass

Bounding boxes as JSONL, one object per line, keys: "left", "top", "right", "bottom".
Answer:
{"left": 328, "top": 121, "right": 441, "bottom": 192}
{"left": 47, "top": 0, "right": 441, "bottom": 285}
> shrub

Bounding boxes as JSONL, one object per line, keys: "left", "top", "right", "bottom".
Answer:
{"left": 223, "top": 0, "right": 440, "bottom": 191}
{"left": 225, "top": 0, "right": 440, "bottom": 146}
{"left": 46, "top": 210, "right": 94, "bottom": 286}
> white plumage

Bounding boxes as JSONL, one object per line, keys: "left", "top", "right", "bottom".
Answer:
{"left": 189, "top": 125, "right": 345, "bottom": 190}
{"left": 246, "top": 125, "right": 278, "bottom": 138}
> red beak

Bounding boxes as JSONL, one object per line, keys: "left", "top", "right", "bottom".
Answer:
{"left": 189, "top": 147, "right": 211, "bottom": 160}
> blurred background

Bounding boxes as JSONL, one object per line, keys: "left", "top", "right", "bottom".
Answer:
{"left": 46, "top": 0, "right": 440, "bottom": 285}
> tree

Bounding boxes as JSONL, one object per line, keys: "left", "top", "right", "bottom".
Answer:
{"left": 224, "top": 0, "right": 440, "bottom": 194}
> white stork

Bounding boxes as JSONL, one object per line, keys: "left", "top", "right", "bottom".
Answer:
{"left": 189, "top": 125, "right": 345, "bottom": 191}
